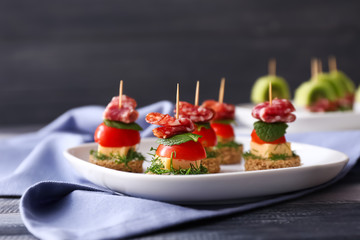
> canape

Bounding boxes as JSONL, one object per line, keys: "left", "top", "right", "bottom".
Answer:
{"left": 178, "top": 101, "right": 221, "bottom": 173}
{"left": 244, "top": 98, "right": 301, "bottom": 171}
{"left": 89, "top": 91, "right": 145, "bottom": 172}
{"left": 145, "top": 112, "right": 207, "bottom": 175}
{"left": 251, "top": 59, "right": 291, "bottom": 104}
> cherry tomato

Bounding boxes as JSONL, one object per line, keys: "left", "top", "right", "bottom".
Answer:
{"left": 210, "top": 123, "right": 234, "bottom": 139}
{"left": 94, "top": 123, "right": 140, "bottom": 147}
{"left": 251, "top": 129, "right": 286, "bottom": 144}
{"left": 193, "top": 126, "right": 217, "bottom": 147}
{"left": 156, "top": 140, "right": 206, "bottom": 160}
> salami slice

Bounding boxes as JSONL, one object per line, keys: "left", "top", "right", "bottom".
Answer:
{"left": 201, "top": 100, "right": 235, "bottom": 120}
{"left": 145, "top": 112, "right": 194, "bottom": 138}
{"left": 252, "top": 98, "right": 296, "bottom": 123}
{"left": 103, "top": 95, "right": 139, "bottom": 123}
{"left": 177, "top": 101, "right": 214, "bottom": 123}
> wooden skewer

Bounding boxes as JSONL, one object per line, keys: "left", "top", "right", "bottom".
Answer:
{"left": 269, "top": 80, "right": 273, "bottom": 106}
{"left": 328, "top": 55, "right": 337, "bottom": 72}
{"left": 194, "top": 81, "right": 200, "bottom": 106}
{"left": 318, "top": 59, "right": 323, "bottom": 73}
{"left": 176, "top": 83, "right": 180, "bottom": 119}
{"left": 118, "top": 80, "right": 123, "bottom": 108}
{"left": 268, "top": 58, "right": 276, "bottom": 76}
{"left": 311, "top": 58, "right": 318, "bottom": 81}
{"left": 218, "top": 78, "right": 225, "bottom": 103}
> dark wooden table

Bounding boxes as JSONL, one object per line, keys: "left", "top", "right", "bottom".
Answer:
{"left": 1, "top": 127, "right": 359, "bottom": 239}
{"left": 1, "top": 160, "right": 359, "bottom": 239}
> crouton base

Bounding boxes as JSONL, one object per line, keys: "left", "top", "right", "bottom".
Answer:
{"left": 89, "top": 155, "right": 143, "bottom": 173}
{"left": 201, "top": 157, "right": 221, "bottom": 173}
{"left": 244, "top": 155, "right": 301, "bottom": 171}
{"left": 218, "top": 145, "right": 243, "bottom": 165}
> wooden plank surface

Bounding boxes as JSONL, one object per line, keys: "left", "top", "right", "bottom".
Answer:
{"left": 0, "top": 0, "right": 360, "bottom": 125}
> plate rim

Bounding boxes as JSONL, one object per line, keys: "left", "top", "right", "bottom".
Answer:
{"left": 64, "top": 137, "right": 349, "bottom": 202}
{"left": 64, "top": 137, "right": 349, "bottom": 179}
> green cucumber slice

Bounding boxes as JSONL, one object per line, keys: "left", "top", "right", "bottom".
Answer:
{"left": 251, "top": 75, "right": 290, "bottom": 104}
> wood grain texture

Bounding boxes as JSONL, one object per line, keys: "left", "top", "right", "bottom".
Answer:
{"left": 0, "top": 0, "right": 360, "bottom": 124}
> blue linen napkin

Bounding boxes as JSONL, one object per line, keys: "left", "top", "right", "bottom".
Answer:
{"left": 0, "top": 101, "right": 173, "bottom": 195}
{"left": 0, "top": 101, "right": 357, "bottom": 239}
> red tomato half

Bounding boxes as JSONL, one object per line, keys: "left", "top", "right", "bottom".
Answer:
{"left": 210, "top": 123, "right": 235, "bottom": 139}
{"left": 156, "top": 140, "right": 206, "bottom": 160}
{"left": 94, "top": 123, "right": 140, "bottom": 147}
{"left": 251, "top": 129, "right": 286, "bottom": 145}
{"left": 193, "top": 126, "right": 217, "bottom": 147}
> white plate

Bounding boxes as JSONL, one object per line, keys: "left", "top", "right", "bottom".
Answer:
{"left": 64, "top": 137, "right": 348, "bottom": 204}
{"left": 236, "top": 103, "right": 360, "bottom": 133}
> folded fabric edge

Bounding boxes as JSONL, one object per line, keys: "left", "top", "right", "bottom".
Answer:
{"left": 19, "top": 154, "right": 358, "bottom": 240}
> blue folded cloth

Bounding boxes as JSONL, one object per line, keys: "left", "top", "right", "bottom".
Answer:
{"left": 0, "top": 101, "right": 173, "bottom": 195}
{"left": 0, "top": 101, "right": 359, "bottom": 239}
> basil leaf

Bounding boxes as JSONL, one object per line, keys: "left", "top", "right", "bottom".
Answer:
{"left": 196, "top": 123, "right": 211, "bottom": 131}
{"left": 212, "top": 119, "right": 235, "bottom": 124}
{"left": 104, "top": 119, "right": 143, "bottom": 131}
{"left": 156, "top": 133, "right": 202, "bottom": 146}
{"left": 253, "top": 121, "right": 288, "bottom": 142}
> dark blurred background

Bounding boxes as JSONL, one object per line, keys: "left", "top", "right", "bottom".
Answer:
{"left": 1, "top": 0, "right": 360, "bottom": 126}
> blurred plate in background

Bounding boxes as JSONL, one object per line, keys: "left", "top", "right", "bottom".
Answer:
{"left": 236, "top": 103, "right": 360, "bottom": 133}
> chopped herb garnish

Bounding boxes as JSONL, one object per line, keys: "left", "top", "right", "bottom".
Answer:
{"left": 205, "top": 148, "right": 219, "bottom": 159}
{"left": 145, "top": 150, "right": 208, "bottom": 175}
{"left": 156, "top": 133, "right": 202, "bottom": 146}
{"left": 243, "top": 151, "right": 297, "bottom": 161}
{"left": 216, "top": 141, "right": 241, "bottom": 149}
{"left": 90, "top": 149, "right": 145, "bottom": 168}
{"left": 104, "top": 119, "right": 143, "bottom": 131}
{"left": 90, "top": 150, "right": 108, "bottom": 160}
{"left": 253, "top": 121, "right": 288, "bottom": 142}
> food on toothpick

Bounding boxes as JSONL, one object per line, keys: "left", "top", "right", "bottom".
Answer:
{"left": 294, "top": 57, "right": 355, "bottom": 112}
{"left": 202, "top": 78, "right": 243, "bottom": 165}
{"left": 178, "top": 90, "right": 220, "bottom": 173}
{"left": 89, "top": 81, "right": 145, "bottom": 172}
{"left": 145, "top": 84, "right": 208, "bottom": 175}
{"left": 244, "top": 96, "right": 301, "bottom": 171}
{"left": 295, "top": 58, "right": 337, "bottom": 112}
{"left": 328, "top": 56, "right": 355, "bottom": 110}
{"left": 251, "top": 59, "right": 291, "bottom": 104}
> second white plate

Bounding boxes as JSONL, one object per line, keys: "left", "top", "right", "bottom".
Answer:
{"left": 236, "top": 103, "right": 360, "bottom": 133}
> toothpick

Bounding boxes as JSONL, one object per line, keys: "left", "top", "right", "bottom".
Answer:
{"left": 328, "top": 55, "right": 337, "bottom": 72}
{"left": 194, "top": 81, "right": 200, "bottom": 106}
{"left": 269, "top": 80, "right": 272, "bottom": 106}
{"left": 119, "top": 80, "right": 123, "bottom": 108}
{"left": 268, "top": 58, "right": 276, "bottom": 76}
{"left": 318, "top": 59, "right": 323, "bottom": 73}
{"left": 311, "top": 58, "right": 318, "bottom": 81}
{"left": 218, "top": 78, "right": 225, "bottom": 103}
{"left": 176, "top": 83, "right": 180, "bottom": 119}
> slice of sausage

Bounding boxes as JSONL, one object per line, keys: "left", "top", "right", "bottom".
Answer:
{"left": 103, "top": 95, "right": 139, "bottom": 123}
{"left": 252, "top": 98, "right": 296, "bottom": 123}
{"left": 146, "top": 112, "right": 195, "bottom": 138}
{"left": 201, "top": 100, "right": 235, "bottom": 121}
{"left": 177, "top": 101, "right": 214, "bottom": 123}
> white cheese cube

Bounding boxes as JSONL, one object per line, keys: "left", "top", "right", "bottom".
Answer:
{"left": 98, "top": 145, "right": 136, "bottom": 156}
{"left": 250, "top": 141, "right": 292, "bottom": 158}
{"left": 156, "top": 155, "right": 202, "bottom": 170}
